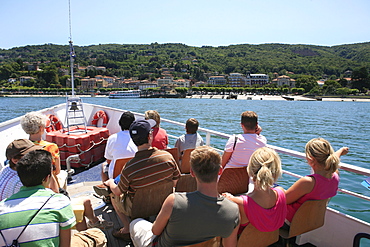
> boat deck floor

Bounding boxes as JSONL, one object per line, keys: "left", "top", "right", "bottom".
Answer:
{"left": 67, "top": 181, "right": 316, "bottom": 247}
{"left": 68, "top": 181, "right": 133, "bottom": 247}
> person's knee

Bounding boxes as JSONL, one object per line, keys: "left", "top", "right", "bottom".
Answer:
{"left": 130, "top": 218, "right": 144, "bottom": 229}
{"left": 82, "top": 197, "right": 92, "bottom": 207}
{"left": 130, "top": 218, "right": 152, "bottom": 234}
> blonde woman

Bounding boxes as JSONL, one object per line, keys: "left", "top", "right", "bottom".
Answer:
{"left": 145, "top": 110, "right": 168, "bottom": 149}
{"left": 285, "top": 138, "right": 348, "bottom": 223}
{"left": 223, "top": 147, "right": 286, "bottom": 235}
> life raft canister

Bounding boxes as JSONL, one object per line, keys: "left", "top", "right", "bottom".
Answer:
{"left": 45, "top": 114, "right": 63, "bottom": 132}
{"left": 91, "top": 110, "right": 109, "bottom": 127}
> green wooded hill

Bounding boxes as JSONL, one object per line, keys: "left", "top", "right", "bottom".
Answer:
{"left": 1, "top": 42, "right": 370, "bottom": 81}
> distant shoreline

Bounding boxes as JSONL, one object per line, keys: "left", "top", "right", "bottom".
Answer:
{"left": 186, "top": 94, "right": 370, "bottom": 102}
{"left": 1, "top": 94, "right": 370, "bottom": 102}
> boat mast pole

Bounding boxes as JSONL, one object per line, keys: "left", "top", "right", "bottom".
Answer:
{"left": 65, "top": 0, "right": 87, "bottom": 134}
{"left": 68, "top": 0, "right": 75, "bottom": 97}
{"left": 69, "top": 41, "right": 75, "bottom": 97}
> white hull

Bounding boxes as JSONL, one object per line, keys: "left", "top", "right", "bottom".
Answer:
{"left": 1, "top": 102, "right": 370, "bottom": 247}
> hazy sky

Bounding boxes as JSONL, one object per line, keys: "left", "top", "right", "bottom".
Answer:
{"left": 1, "top": 0, "right": 369, "bottom": 49}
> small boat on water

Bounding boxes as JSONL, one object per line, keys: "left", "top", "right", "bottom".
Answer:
{"left": 108, "top": 90, "right": 141, "bottom": 99}
{"left": 0, "top": 101, "right": 370, "bottom": 247}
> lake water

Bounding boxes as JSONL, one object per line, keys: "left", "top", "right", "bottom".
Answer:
{"left": 0, "top": 96, "right": 369, "bottom": 222}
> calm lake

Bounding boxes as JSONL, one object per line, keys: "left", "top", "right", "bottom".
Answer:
{"left": 0, "top": 96, "right": 369, "bottom": 222}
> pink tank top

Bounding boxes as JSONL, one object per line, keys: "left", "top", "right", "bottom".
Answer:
{"left": 286, "top": 173, "right": 339, "bottom": 222}
{"left": 240, "top": 188, "right": 287, "bottom": 233}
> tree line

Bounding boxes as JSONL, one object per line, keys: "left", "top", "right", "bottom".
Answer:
{"left": 0, "top": 42, "right": 369, "bottom": 95}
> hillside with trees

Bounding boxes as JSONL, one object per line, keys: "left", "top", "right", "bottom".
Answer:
{"left": 0, "top": 42, "right": 369, "bottom": 94}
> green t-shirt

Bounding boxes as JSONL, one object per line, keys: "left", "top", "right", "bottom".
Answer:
{"left": 0, "top": 185, "right": 76, "bottom": 246}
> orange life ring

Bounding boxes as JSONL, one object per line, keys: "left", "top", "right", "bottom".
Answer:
{"left": 45, "top": 114, "right": 63, "bottom": 132}
{"left": 91, "top": 110, "right": 109, "bottom": 127}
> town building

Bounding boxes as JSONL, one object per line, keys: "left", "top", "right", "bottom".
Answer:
{"left": 138, "top": 81, "right": 158, "bottom": 90}
{"left": 80, "top": 77, "right": 97, "bottom": 91}
{"left": 228, "top": 73, "right": 246, "bottom": 87}
{"left": 271, "top": 75, "right": 296, "bottom": 87}
{"left": 19, "top": 76, "right": 36, "bottom": 85}
{"left": 173, "top": 79, "right": 190, "bottom": 88}
{"left": 193, "top": 81, "right": 207, "bottom": 87}
{"left": 157, "top": 76, "right": 174, "bottom": 87}
{"left": 207, "top": 75, "right": 227, "bottom": 86}
{"left": 245, "top": 73, "right": 269, "bottom": 86}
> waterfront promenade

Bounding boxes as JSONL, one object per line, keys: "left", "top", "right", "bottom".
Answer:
{"left": 187, "top": 94, "right": 370, "bottom": 102}
{"left": 2, "top": 93, "right": 370, "bottom": 102}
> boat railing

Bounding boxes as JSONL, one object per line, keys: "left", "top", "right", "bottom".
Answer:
{"left": 159, "top": 116, "right": 370, "bottom": 203}
{"left": 62, "top": 103, "right": 370, "bottom": 204}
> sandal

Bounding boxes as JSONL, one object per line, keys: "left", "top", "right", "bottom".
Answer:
{"left": 87, "top": 215, "right": 114, "bottom": 230}
{"left": 93, "top": 184, "right": 111, "bottom": 197}
{"left": 112, "top": 228, "right": 131, "bottom": 241}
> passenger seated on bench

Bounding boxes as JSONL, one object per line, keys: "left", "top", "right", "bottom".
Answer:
{"left": 223, "top": 147, "right": 286, "bottom": 236}
{"left": 174, "top": 118, "right": 204, "bottom": 157}
{"left": 145, "top": 110, "right": 168, "bottom": 149}
{"left": 104, "top": 119, "right": 180, "bottom": 240}
{"left": 101, "top": 111, "right": 137, "bottom": 182}
{"left": 285, "top": 138, "right": 349, "bottom": 224}
{"left": 0, "top": 140, "right": 112, "bottom": 231}
{"left": 93, "top": 111, "right": 137, "bottom": 199}
{"left": 21, "top": 111, "right": 67, "bottom": 192}
{"left": 0, "top": 149, "right": 75, "bottom": 247}
{"left": 219, "top": 111, "right": 265, "bottom": 192}
{"left": 221, "top": 111, "right": 265, "bottom": 170}
{"left": 129, "top": 146, "right": 240, "bottom": 247}
{"left": 0, "top": 139, "right": 44, "bottom": 201}
{"left": 0, "top": 149, "right": 108, "bottom": 246}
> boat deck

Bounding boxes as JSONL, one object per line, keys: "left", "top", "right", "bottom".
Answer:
{"left": 67, "top": 182, "right": 318, "bottom": 247}
{"left": 68, "top": 181, "right": 133, "bottom": 247}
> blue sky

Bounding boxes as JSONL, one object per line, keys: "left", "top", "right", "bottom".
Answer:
{"left": 1, "top": 0, "right": 369, "bottom": 49}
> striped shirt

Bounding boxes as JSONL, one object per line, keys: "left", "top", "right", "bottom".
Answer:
{"left": 0, "top": 165, "right": 22, "bottom": 201}
{"left": 118, "top": 148, "right": 180, "bottom": 195}
{"left": 0, "top": 185, "right": 76, "bottom": 247}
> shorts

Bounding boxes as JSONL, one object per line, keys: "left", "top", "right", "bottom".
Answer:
{"left": 112, "top": 192, "right": 133, "bottom": 216}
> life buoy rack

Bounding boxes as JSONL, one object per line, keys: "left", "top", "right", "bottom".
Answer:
{"left": 91, "top": 110, "right": 109, "bottom": 127}
{"left": 45, "top": 114, "right": 63, "bottom": 132}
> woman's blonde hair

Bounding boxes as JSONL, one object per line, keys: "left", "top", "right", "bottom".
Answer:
{"left": 145, "top": 110, "right": 160, "bottom": 128}
{"left": 305, "top": 138, "right": 339, "bottom": 173}
{"left": 21, "top": 112, "right": 47, "bottom": 135}
{"left": 248, "top": 147, "right": 282, "bottom": 190}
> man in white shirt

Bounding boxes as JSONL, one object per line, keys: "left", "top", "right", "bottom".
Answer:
{"left": 94, "top": 111, "right": 137, "bottom": 196}
{"left": 221, "top": 111, "right": 266, "bottom": 170}
{"left": 218, "top": 111, "right": 266, "bottom": 194}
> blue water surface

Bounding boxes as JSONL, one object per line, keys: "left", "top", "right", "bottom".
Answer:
{"left": 0, "top": 96, "right": 369, "bottom": 222}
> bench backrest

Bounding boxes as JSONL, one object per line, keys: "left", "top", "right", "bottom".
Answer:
{"left": 130, "top": 181, "right": 174, "bottom": 219}
{"left": 113, "top": 157, "right": 133, "bottom": 178}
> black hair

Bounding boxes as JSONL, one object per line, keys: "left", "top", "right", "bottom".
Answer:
{"left": 131, "top": 134, "right": 149, "bottom": 147}
{"left": 16, "top": 150, "right": 53, "bottom": 187}
{"left": 119, "top": 111, "right": 135, "bottom": 130}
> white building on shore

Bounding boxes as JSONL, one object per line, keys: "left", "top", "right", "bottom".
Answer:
{"left": 245, "top": 72, "right": 269, "bottom": 86}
